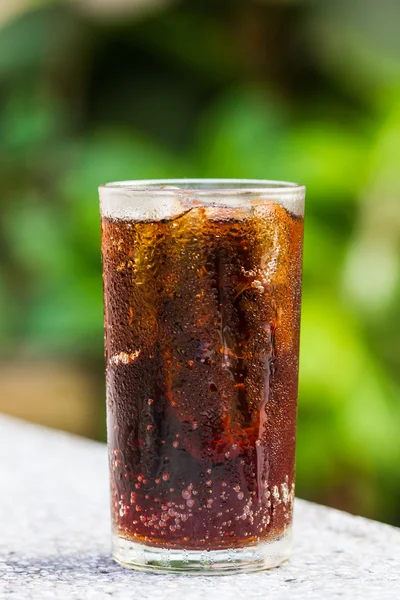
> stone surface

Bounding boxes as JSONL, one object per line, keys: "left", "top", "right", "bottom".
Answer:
{"left": 0, "top": 416, "right": 399, "bottom": 599}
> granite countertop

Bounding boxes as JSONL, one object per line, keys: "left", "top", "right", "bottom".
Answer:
{"left": 0, "top": 416, "right": 399, "bottom": 599}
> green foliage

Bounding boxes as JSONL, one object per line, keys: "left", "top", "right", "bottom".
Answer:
{"left": 0, "top": 0, "right": 399, "bottom": 525}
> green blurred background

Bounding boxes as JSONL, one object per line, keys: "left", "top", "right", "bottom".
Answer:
{"left": 0, "top": 0, "right": 399, "bottom": 526}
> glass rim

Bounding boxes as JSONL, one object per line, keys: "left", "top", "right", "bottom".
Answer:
{"left": 99, "top": 178, "right": 306, "bottom": 196}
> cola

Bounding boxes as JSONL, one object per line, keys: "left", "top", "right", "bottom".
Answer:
{"left": 101, "top": 198, "right": 303, "bottom": 553}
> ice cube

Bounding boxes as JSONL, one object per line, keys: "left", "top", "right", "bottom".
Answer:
{"left": 100, "top": 186, "right": 192, "bottom": 222}
{"left": 252, "top": 201, "right": 295, "bottom": 285}
{"left": 203, "top": 203, "right": 254, "bottom": 223}
{"left": 275, "top": 196, "right": 304, "bottom": 217}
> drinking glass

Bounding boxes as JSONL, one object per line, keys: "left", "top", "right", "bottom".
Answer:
{"left": 99, "top": 179, "right": 305, "bottom": 574}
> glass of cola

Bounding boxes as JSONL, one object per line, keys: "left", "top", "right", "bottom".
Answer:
{"left": 99, "top": 179, "right": 305, "bottom": 574}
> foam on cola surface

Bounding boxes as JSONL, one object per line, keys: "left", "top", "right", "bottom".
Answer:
{"left": 102, "top": 200, "right": 303, "bottom": 550}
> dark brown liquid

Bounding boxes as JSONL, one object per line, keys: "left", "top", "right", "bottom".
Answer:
{"left": 101, "top": 202, "right": 303, "bottom": 550}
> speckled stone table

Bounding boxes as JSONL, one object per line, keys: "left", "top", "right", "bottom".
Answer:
{"left": 0, "top": 416, "right": 399, "bottom": 599}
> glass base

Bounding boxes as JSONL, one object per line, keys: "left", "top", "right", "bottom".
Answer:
{"left": 112, "top": 529, "right": 292, "bottom": 575}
